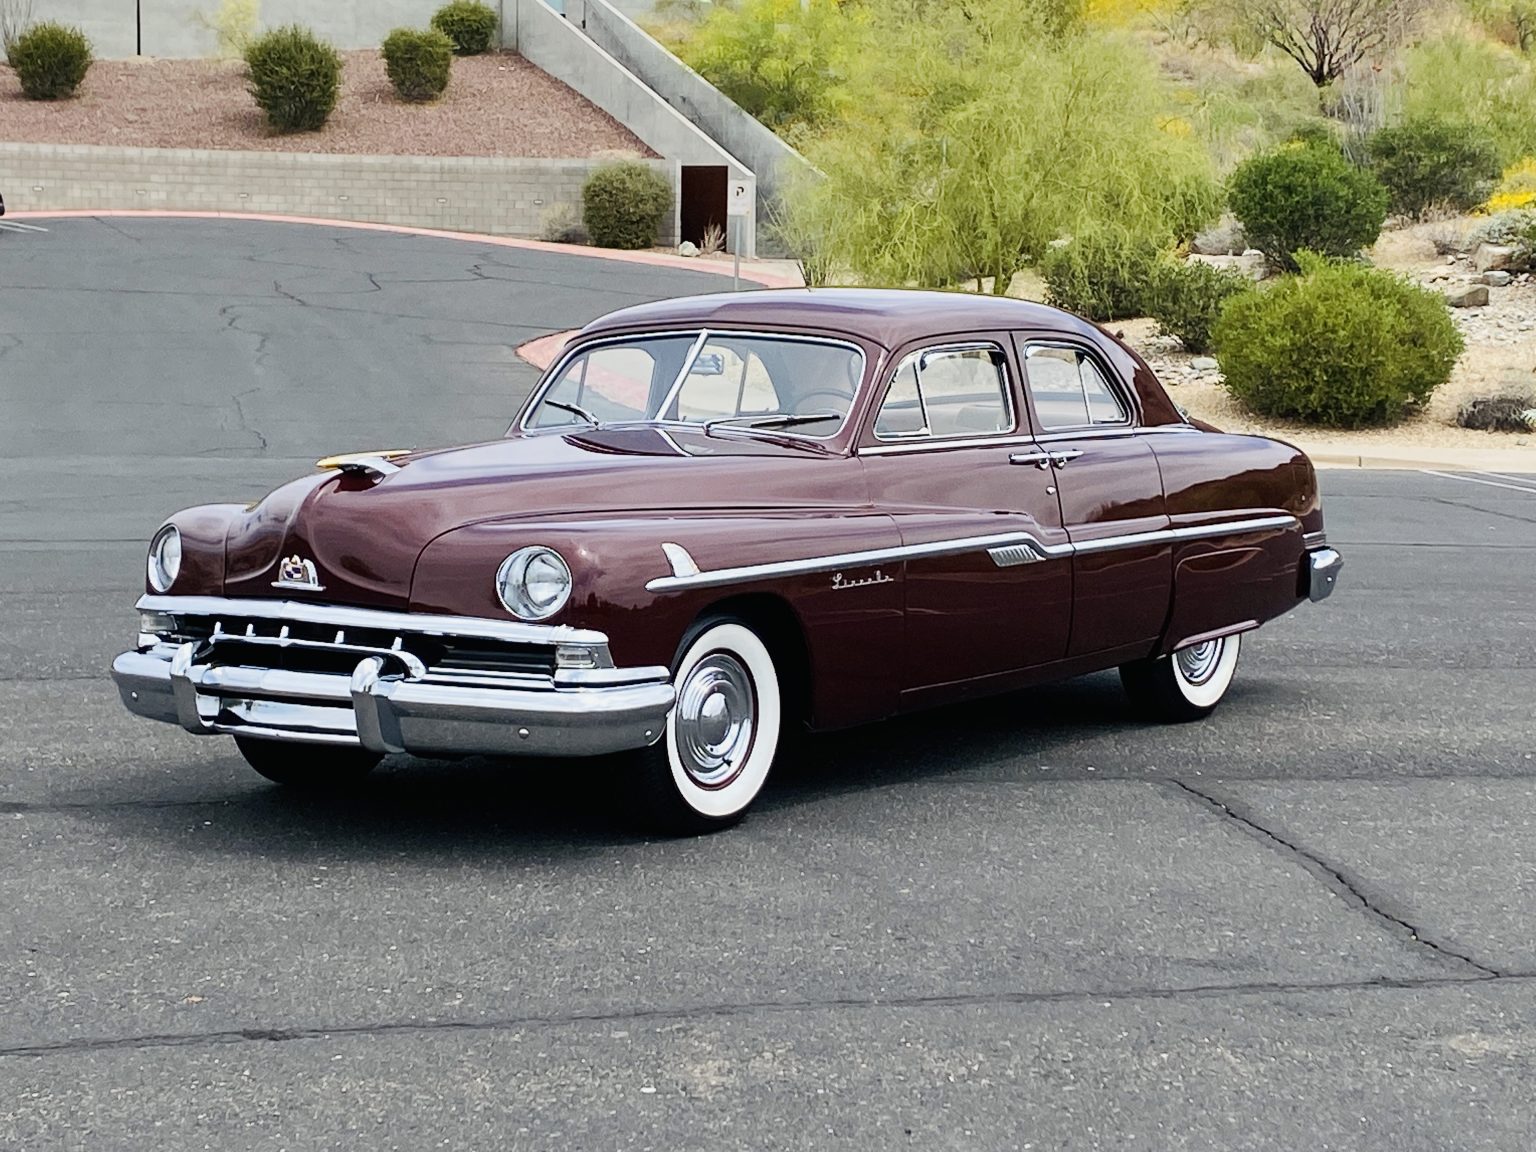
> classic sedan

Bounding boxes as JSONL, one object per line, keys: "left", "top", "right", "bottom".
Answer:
{"left": 113, "top": 289, "right": 1343, "bottom": 832}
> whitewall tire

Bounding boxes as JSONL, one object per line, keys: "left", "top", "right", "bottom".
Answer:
{"left": 1119, "top": 633, "right": 1242, "bottom": 723}
{"left": 637, "top": 620, "right": 782, "bottom": 834}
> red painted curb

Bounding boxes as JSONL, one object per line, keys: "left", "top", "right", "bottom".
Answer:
{"left": 10, "top": 210, "right": 804, "bottom": 288}
{"left": 517, "top": 330, "right": 579, "bottom": 371}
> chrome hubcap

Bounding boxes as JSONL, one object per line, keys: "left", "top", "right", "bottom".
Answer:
{"left": 674, "top": 652, "right": 755, "bottom": 789}
{"left": 1175, "top": 639, "right": 1223, "bottom": 686}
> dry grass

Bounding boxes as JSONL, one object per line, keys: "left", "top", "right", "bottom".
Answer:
{"left": 0, "top": 50, "right": 654, "bottom": 158}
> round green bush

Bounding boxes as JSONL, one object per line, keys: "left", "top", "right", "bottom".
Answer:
{"left": 244, "top": 25, "right": 342, "bottom": 133}
{"left": 1040, "top": 229, "right": 1165, "bottom": 322}
{"left": 1366, "top": 116, "right": 1501, "bottom": 219}
{"left": 1147, "top": 259, "right": 1252, "bottom": 355}
{"left": 1227, "top": 142, "right": 1389, "bottom": 272}
{"left": 582, "top": 161, "right": 673, "bottom": 251}
{"left": 1213, "top": 255, "right": 1464, "bottom": 428}
{"left": 8, "top": 22, "right": 92, "bottom": 100}
{"left": 430, "top": 1, "right": 499, "bottom": 55}
{"left": 381, "top": 27, "right": 453, "bottom": 102}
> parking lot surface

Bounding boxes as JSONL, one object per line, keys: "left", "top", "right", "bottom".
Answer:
{"left": 4, "top": 218, "right": 1536, "bottom": 1150}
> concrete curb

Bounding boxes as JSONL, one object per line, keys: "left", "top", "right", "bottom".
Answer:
{"left": 9, "top": 210, "right": 804, "bottom": 288}
{"left": 1304, "top": 447, "right": 1536, "bottom": 472}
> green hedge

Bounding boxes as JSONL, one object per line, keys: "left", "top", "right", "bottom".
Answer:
{"left": 582, "top": 161, "right": 673, "bottom": 250}
{"left": 382, "top": 27, "right": 453, "bottom": 102}
{"left": 1040, "top": 229, "right": 1164, "bottom": 322}
{"left": 1366, "top": 116, "right": 1501, "bottom": 219}
{"left": 8, "top": 22, "right": 92, "bottom": 100}
{"left": 430, "top": 1, "right": 498, "bottom": 55}
{"left": 1227, "top": 142, "right": 1388, "bottom": 271}
{"left": 1213, "top": 255, "right": 1464, "bottom": 428}
{"left": 244, "top": 25, "right": 342, "bottom": 133}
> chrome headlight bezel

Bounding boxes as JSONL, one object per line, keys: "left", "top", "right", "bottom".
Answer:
{"left": 147, "top": 525, "right": 182, "bottom": 593}
{"left": 495, "top": 546, "right": 572, "bottom": 621}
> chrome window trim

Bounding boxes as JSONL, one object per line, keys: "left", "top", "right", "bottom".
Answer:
{"left": 646, "top": 514, "right": 1299, "bottom": 593}
{"left": 857, "top": 424, "right": 1201, "bottom": 457}
{"left": 135, "top": 594, "right": 610, "bottom": 647}
{"left": 872, "top": 341, "right": 1018, "bottom": 444}
{"left": 515, "top": 328, "right": 868, "bottom": 444}
{"left": 1021, "top": 339, "right": 1136, "bottom": 434}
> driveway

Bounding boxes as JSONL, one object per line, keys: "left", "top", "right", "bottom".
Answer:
{"left": 4, "top": 218, "right": 1536, "bottom": 1150}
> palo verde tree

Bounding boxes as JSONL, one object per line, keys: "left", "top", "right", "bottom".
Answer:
{"left": 788, "top": 0, "right": 1220, "bottom": 294}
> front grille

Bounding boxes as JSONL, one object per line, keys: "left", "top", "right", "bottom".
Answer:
{"left": 163, "top": 612, "right": 558, "bottom": 680}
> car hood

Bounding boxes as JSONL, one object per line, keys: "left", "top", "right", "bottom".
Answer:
{"left": 222, "top": 428, "right": 857, "bottom": 609}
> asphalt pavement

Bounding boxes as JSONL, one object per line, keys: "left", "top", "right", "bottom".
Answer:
{"left": 4, "top": 218, "right": 1536, "bottom": 1150}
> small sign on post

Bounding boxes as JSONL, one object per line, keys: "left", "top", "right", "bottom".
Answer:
{"left": 727, "top": 180, "right": 750, "bottom": 292}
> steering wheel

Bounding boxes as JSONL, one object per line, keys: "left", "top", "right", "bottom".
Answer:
{"left": 795, "top": 389, "right": 853, "bottom": 416}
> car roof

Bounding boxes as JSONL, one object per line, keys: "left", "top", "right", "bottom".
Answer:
{"left": 578, "top": 287, "right": 1111, "bottom": 350}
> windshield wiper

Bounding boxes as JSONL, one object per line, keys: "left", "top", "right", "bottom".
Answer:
{"left": 702, "top": 411, "right": 843, "bottom": 436}
{"left": 543, "top": 399, "right": 601, "bottom": 426}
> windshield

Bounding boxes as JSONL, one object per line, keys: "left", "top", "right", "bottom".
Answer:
{"left": 523, "top": 331, "right": 865, "bottom": 438}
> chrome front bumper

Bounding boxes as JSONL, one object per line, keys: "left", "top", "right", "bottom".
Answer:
{"left": 1306, "top": 546, "right": 1344, "bottom": 602}
{"left": 113, "top": 620, "right": 674, "bottom": 759}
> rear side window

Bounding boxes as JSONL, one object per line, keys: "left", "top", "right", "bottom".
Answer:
{"left": 873, "top": 345, "right": 1013, "bottom": 440}
{"left": 1023, "top": 344, "right": 1129, "bottom": 430}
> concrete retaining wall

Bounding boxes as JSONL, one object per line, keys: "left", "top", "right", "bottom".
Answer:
{"left": 565, "top": 0, "right": 805, "bottom": 239}
{"left": 0, "top": 142, "right": 679, "bottom": 243}
{"left": 507, "top": 0, "right": 755, "bottom": 255}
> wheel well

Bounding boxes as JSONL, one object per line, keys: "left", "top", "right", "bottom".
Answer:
{"left": 695, "top": 593, "right": 813, "bottom": 729}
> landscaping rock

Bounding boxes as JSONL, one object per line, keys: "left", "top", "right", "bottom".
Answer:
{"left": 1192, "top": 220, "right": 1245, "bottom": 255}
{"left": 1481, "top": 270, "right": 1513, "bottom": 287}
{"left": 1446, "top": 284, "right": 1490, "bottom": 308}
{"left": 1189, "top": 356, "right": 1220, "bottom": 372}
{"left": 1187, "top": 251, "right": 1266, "bottom": 281}
{"left": 1474, "top": 243, "right": 1516, "bottom": 273}
{"left": 677, "top": 241, "right": 699, "bottom": 257}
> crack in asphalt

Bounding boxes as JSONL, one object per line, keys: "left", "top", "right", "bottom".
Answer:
{"left": 1168, "top": 779, "right": 1503, "bottom": 978}
{"left": 0, "top": 970, "right": 1522, "bottom": 1061}
{"left": 229, "top": 387, "right": 268, "bottom": 452}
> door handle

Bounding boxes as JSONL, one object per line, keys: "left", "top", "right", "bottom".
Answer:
{"left": 1048, "top": 449, "right": 1084, "bottom": 467}
{"left": 1009, "top": 451, "right": 1053, "bottom": 469}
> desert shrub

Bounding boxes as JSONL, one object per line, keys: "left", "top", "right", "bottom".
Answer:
{"left": 1485, "top": 158, "right": 1536, "bottom": 213}
{"left": 1226, "top": 141, "right": 1388, "bottom": 272}
{"left": 1147, "top": 259, "right": 1252, "bottom": 354}
{"left": 1040, "top": 229, "right": 1165, "bottom": 321}
{"left": 1458, "top": 393, "right": 1536, "bottom": 433}
{"left": 582, "top": 161, "right": 672, "bottom": 250}
{"left": 1365, "top": 116, "right": 1501, "bottom": 219}
{"left": 381, "top": 27, "right": 452, "bottom": 101}
{"left": 193, "top": 0, "right": 259, "bottom": 59}
{"left": 539, "top": 205, "right": 589, "bottom": 245}
{"left": 429, "top": 0, "right": 498, "bottom": 55}
{"left": 1401, "top": 35, "right": 1536, "bottom": 167}
{"left": 8, "top": 21, "right": 92, "bottom": 100}
{"left": 244, "top": 25, "right": 341, "bottom": 132}
{"left": 1213, "top": 255, "right": 1464, "bottom": 428}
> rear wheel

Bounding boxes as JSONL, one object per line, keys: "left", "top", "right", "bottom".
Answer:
{"left": 235, "top": 737, "right": 381, "bottom": 789}
{"left": 634, "top": 619, "right": 782, "bottom": 835}
{"left": 1119, "top": 633, "right": 1242, "bottom": 723}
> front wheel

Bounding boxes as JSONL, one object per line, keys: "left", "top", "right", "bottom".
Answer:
{"left": 235, "top": 737, "right": 381, "bottom": 789}
{"left": 634, "top": 619, "right": 783, "bottom": 835}
{"left": 1119, "top": 633, "right": 1242, "bottom": 723}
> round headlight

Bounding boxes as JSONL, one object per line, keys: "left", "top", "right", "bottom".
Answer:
{"left": 496, "top": 547, "right": 572, "bottom": 621}
{"left": 147, "top": 525, "right": 182, "bottom": 593}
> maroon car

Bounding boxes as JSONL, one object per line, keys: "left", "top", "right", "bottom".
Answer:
{"left": 113, "top": 289, "right": 1342, "bottom": 832}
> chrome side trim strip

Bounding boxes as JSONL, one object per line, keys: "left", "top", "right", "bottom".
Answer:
{"left": 135, "top": 594, "right": 610, "bottom": 647}
{"left": 1072, "top": 515, "right": 1298, "bottom": 556}
{"left": 1303, "top": 530, "right": 1328, "bottom": 548}
{"left": 646, "top": 514, "right": 1299, "bottom": 592}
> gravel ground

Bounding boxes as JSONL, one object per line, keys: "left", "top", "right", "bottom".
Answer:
{"left": 0, "top": 51, "right": 653, "bottom": 158}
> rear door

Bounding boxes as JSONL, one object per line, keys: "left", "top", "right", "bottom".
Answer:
{"left": 1014, "top": 337, "right": 1172, "bottom": 660}
{"left": 858, "top": 337, "right": 1073, "bottom": 700}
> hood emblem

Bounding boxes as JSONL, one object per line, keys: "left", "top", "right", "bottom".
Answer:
{"left": 272, "top": 555, "right": 325, "bottom": 592}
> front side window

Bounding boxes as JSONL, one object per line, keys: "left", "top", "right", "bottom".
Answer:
{"left": 873, "top": 345, "right": 1013, "bottom": 441}
{"left": 525, "top": 331, "right": 864, "bottom": 438}
{"left": 1023, "top": 344, "right": 1130, "bottom": 430}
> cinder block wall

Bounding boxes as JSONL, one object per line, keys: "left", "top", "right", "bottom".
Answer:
{"left": 0, "top": 144, "right": 679, "bottom": 243}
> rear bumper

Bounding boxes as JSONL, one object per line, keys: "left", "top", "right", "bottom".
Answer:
{"left": 112, "top": 642, "right": 674, "bottom": 759}
{"left": 1306, "top": 546, "right": 1344, "bottom": 602}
